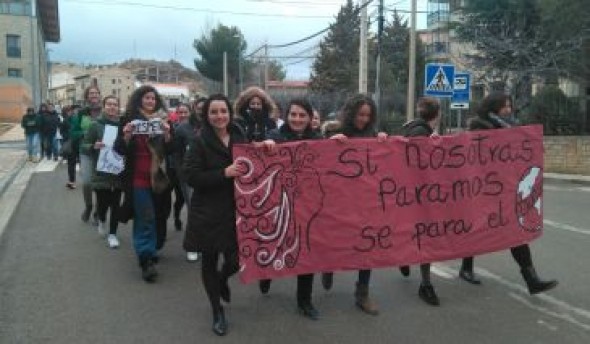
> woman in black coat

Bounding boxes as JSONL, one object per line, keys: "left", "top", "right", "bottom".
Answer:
{"left": 257, "top": 98, "right": 323, "bottom": 320}
{"left": 183, "top": 94, "right": 247, "bottom": 336}
{"left": 397, "top": 97, "right": 442, "bottom": 306}
{"left": 458, "top": 92, "right": 558, "bottom": 294}
{"left": 322, "top": 94, "right": 387, "bottom": 316}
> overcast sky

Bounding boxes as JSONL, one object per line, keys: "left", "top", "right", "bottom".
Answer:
{"left": 50, "top": 0, "right": 428, "bottom": 80}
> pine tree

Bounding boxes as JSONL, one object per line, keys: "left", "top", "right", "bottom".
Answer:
{"left": 309, "top": 0, "right": 360, "bottom": 94}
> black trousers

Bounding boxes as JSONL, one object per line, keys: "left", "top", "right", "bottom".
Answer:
{"left": 154, "top": 189, "right": 172, "bottom": 250}
{"left": 297, "top": 274, "right": 314, "bottom": 306}
{"left": 95, "top": 188, "right": 122, "bottom": 235}
{"left": 462, "top": 244, "right": 532, "bottom": 271}
{"left": 201, "top": 249, "right": 239, "bottom": 312}
{"left": 67, "top": 140, "right": 80, "bottom": 183}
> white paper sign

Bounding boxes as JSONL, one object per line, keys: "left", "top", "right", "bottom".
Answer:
{"left": 97, "top": 125, "right": 124, "bottom": 175}
{"left": 131, "top": 118, "right": 163, "bottom": 135}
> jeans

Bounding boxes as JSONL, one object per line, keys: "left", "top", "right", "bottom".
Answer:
{"left": 43, "top": 134, "right": 58, "bottom": 159}
{"left": 132, "top": 188, "right": 157, "bottom": 262}
{"left": 25, "top": 133, "right": 40, "bottom": 158}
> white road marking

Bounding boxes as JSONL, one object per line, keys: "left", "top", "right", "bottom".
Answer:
{"left": 544, "top": 219, "right": 590, "bottom": 236}
{"left": 430, "top": 264, "right": 454, "bottom": 279}
{"left": 511, "top": 293, "right": 590, "bottom": 331}
{"left": 434, "top": 264, "right": 590, "bottom": 332}
{"left": 544, "top": 185, "right": 590, "bottom": 193}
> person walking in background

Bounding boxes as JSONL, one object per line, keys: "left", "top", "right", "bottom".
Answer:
{"left": 21, "top": 107, "right": 41, "bottom": 162}
{"left": 115, "top": 85, "right": 173, "bottom": 283}
{"left": 64, "top": 105, "right": 82, "bottom": 189}
{"left": 311, "top": 109, "right": 322, "bottom": 134}
{"left": 324, "top": 94, "right": 388, "bottom": 316}
{"left": 177, "top": 98, "right": 206, "bottom": 262}
{"left": 39, "top": 103, "right": 60, "bottom": 161}
{"left": 183, "top": 94, "right": 247, "bottom": 336}
{"left": 458, "top": 92, "right": 558, "bottom": 295}
{"left": 83, "top": 95, "right": 123, "bottom": 249}
{"left": 70, "top": 86, "right": 103, "bottom": 224}
{"left": 397, "top": 97, "right": 443, "bottom": 306}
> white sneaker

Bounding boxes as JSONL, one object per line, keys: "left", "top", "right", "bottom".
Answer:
{"left": 97, "top": 222, "right": 106, "bottom": 237}
{"left": 186, "top": 252, "right": 200, "bottom": 262}
{"left": 107, "top": 234, "right": 120, "bottom": 248}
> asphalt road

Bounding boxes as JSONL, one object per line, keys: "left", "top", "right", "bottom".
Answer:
{"left": 1, "top": 163, "right": 589, "bottom": 343}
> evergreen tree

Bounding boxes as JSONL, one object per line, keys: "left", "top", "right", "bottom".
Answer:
{"left": 309, "top": 0, "right": 360, "bottom": 94}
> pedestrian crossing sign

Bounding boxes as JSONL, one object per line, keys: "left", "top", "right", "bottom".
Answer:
{"left": 424, "top": 63, "right": 455, "bottom": 97}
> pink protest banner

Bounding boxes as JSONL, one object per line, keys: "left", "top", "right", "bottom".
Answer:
{"left": 233, "top": 125, "right": 544, "bottom": 283}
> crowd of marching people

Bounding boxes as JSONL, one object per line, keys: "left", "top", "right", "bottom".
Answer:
{"left": 23, "top": 85, "right": 558, "bottom": 336}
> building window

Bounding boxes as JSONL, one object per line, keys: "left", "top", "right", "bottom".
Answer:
{"left": 112, "top": 79, "right": 116, "bottom": 84}
{"left": 112, "top": 89, "right": 117, "bottom": 95}
{"left": 6, "top": 35, "right": 21, "bottom": 58}
{"left": 0, "top": 1, "right": 32, "bottom": 16}
{"left": 8, "top": 68, "right": 22, "bottom": 77}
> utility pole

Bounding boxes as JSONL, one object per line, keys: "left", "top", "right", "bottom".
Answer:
{"left": 223, "top": 51, "right": 228, "bottom": 95}
{"left": 359, "top": 0, "right": 368, "bottom": 93}
{"left": 406, "top": 0, "right": 417, "bottom": 121}
{"left": 374, "top": 0, "right": 384, "bottom": 117}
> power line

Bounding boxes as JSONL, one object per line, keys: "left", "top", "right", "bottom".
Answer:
{"left": 259, "top": 0, "right": 375, "bottom": 50}
{"left": 65, "top": 0, "right": 335, "bottom": 18}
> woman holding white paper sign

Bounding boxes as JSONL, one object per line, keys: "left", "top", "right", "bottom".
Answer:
{"left": 115, "top": 85, "right": 173, "bottom": 283}
{"left": 83, "top": 95, "right": 123, "bottom": 248}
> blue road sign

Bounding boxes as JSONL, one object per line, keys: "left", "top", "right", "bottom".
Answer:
{"left": 424, "top": 63, "right": 455, "bottom": 97}
{"left": 451, "top": 72, "right": 471, "bottom": 109}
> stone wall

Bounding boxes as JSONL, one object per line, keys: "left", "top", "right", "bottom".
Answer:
{"left": 544, "top": 136, "right": 590, "bottom": 175}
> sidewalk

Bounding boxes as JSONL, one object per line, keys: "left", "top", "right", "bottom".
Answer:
{"left": 0, "top": 123, "right": 25, "bottom": 142}
{"left": 0, "top": 124, "right": 27, "bottom": 197}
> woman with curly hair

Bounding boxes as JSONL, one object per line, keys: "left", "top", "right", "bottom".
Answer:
{"left": 114, "top": 85, "right": 173, "bottom": 283}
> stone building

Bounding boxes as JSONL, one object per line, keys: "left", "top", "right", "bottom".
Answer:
{"left": 0, "top": 0, "right": 59, "bottom": 122}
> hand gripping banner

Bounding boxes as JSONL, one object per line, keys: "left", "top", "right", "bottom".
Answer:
{"left": 233, "top": 125, "right": 544, "bottom": 283}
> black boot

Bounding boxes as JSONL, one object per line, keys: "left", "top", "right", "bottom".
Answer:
{"left": 321, "top": 272, "right": 333, "bottom": 291}
{"left": 399, "top": 266, "right": 410, "bottom": 277}
{"left": 140, "top": 258, "right": 158, "bottom": 283}
{"left": 259, "top": 279, "right": 271, "bottom": 294}
{"left": 297, "top": 302, "right": 319, "bottom": 320}
{"left": 521, "top": 266, "right": 558, "bottom": 294}
{"left": 418, "top": 283, "right": 440, "bottom": 306}
{"left": 212, "top": 307, "right": 228, "bottom": 336}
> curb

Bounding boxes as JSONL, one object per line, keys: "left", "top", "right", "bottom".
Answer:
{"left": 544, "top": 173, "right": 590, "bottom": 186}
{"left": 0, "top": 152, "right": 28, "bottom": 199}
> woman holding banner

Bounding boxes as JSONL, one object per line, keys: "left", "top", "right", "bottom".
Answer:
{"left": 459, "top": 92, "right": 558, "bottom": 295}
{"left": 396, "top": 97, "right": 442, "bottom": 306}
{"left": 115, "top": 85, "right": 172, "bottom": 283}
{"left": 323, "top": 94, "right": 388, "bottom": 316}
{"left": 183, "top": 94, "right": 248, "bottom": 336}
{"left": 259, "top": 98, "right": 323, "bottom": 320}
{"left": 83, "top": 95, "right": 123, "bottom": 248}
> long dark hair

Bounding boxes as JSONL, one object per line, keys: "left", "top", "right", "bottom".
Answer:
{"left": 201, "top": 94, "right": 234, "bottom": 129}
{"left": 339, "top": 94, "right": 377, "bottom": 136}
{"left": 477, "top": 92, "right": 511, "bottom": 117}
{"left": 125, "top": 85, "right": 166, "bottom": 116}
